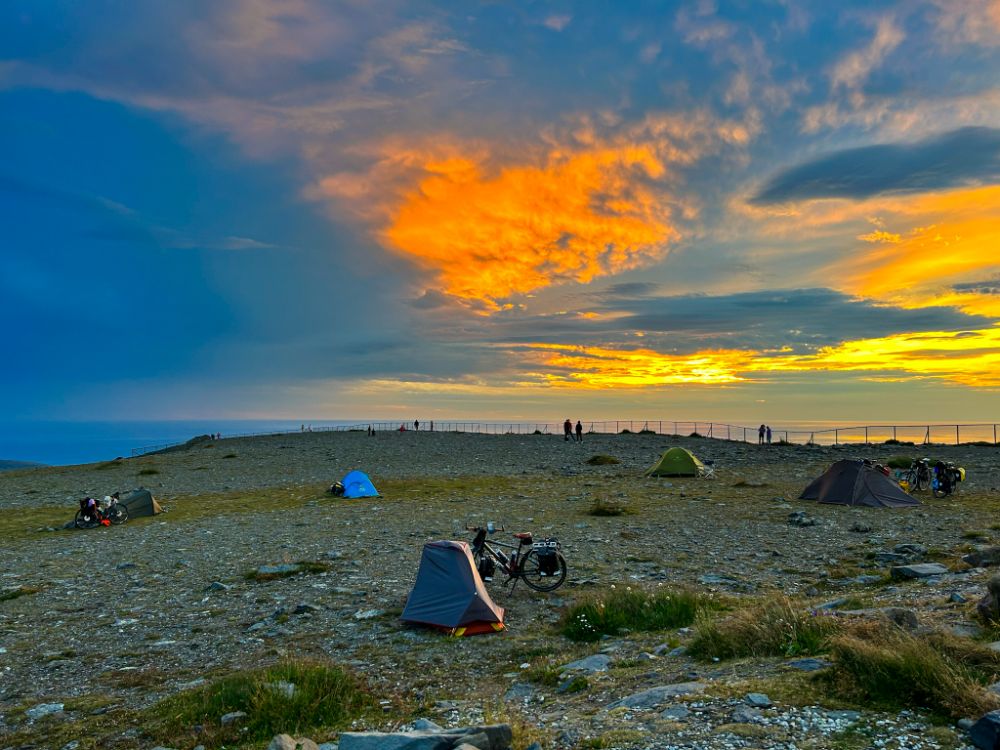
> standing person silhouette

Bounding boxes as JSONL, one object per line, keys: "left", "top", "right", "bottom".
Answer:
{"left": 766, "top": 425, "right": 772, "bottom": 444}
{"left": 758, "top": 424, "right": 765, "bottom": 445}
{"left": 575, "top": 420, "right": 583, "bottom": 442}
{"left": 563, "top": 418, "right": 572, "bottom": 441}
{"left": 414, "top": 419, "right": 420, "bottom": 431}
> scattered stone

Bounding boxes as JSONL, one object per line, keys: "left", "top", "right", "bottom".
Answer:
{"left": 257, "top": 564, "right": 300, "bottom": 576}
{"left": 890, "top": 563, "right": 949, "bottom": 579}
{"left": 561, "top": 654, "right": 610, "bottom": 673}
{"left": 268, "top": 735, "right": 320, "bottom": 750}
{"left": 787, "top": 511, "right": 817, "bottom": 527}
{"left": 893, "top": 543, "right": 927, "bottom": 557}
{"left": 732, "top": 705, "right": 761, "bottom": 723}
{"left": 26, "top": 703, "right": 64, "bottom": 720}
{"left": 698, "top": 574, "right": 736, "bottom": 585}
{"left": 353, "top": 609, "right": 384, "bottom": 620}
{"left": 745, "top": 692, "right": 771, "bottom": 707}
{"left": 606, "top": 682, "right": 707, "bottom": 709}
{"left": 338, "top": 725, "right": 512, "bottom": 750}
{"left": 874, "top": 552, "right": 907, "bottom": 565}
{"left": 60, "top": 741, "right": 79, "bottom": 750}
{"left": 786, "top": 657, "right": 830, "bottom": 672}
{"left": 205, "top": 581, "right": 231, "bottom": 592}
{"left": 504, "top": 683, "right": 533, "bottom": 701}
{"left": 959, "top": 718, "right": 976, "bottom": 731}
{"left": 952, "top": 592, "right": 968, "bottom": 603}
{"left": 220, "top": 711, "right": 247, "bottom": 726}
{"left": 116, "top": 562, "right": 137, "bottom": 570}
{"left": 883, "top": 607, "right": 919, "bottom": 630}
{"left": 293, "top": 602, "right": 321, "bottom": 615}
{"left": 660, "top": 705, "right": 691, "bottom": 720}
{"left": 849, "top": 522, "right": 872, "bottom": 533}
{"left": 815, "top": 598, "right": 848, "bottom": 610}
{"left": 637, "top": 651, "right": 657, "bottom": 661}
{"left": 268, "top": 681, "right": 296, "bottom": 699}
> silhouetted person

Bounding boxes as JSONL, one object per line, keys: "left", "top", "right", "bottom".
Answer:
{"left": 575, "top": 420, "right": 583, "bottom": 442}
{"left": 563, "top": 418, "right": 572, "bottom": 441}
{"left": 414, "top": 419, "right": 420, "bottom": 431}
{"left": 430, "top": 421, "right": 434, "bottom": 432}
{"left": 766, "top": 425, "right": 772, "bottom": 444}
{"left": 758, "top": 424, "right": 765, "bottom": 445}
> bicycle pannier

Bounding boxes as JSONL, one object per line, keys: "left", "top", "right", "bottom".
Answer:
{"left": 478, "top": 555, "right": 496, "bottom": 581}
{"left": 533, "top": 538, "right": 560, "bottom": 576}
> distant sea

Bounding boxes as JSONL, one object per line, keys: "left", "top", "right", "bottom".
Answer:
{"left": 0, "top": 420, "right": 362, "bottom": 467}
{"left": 1, "top": 418, "right": 992, "bottom": 467}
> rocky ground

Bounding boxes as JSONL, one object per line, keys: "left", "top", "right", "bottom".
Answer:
{"left": 3, "top": 430, "right": 1000, "bottom": 750}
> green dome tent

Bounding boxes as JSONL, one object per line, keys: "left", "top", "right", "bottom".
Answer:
{"left": 645, "top": 447, "right": 705, "bottom": 477}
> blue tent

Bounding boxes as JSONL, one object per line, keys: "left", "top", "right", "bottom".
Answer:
{"left": 341, "top": 470, "right": 379, "bottom": 499}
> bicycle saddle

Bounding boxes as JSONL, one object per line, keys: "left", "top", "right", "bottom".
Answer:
{"left": 513, "top": 532, "right": 533, "bottom": 540}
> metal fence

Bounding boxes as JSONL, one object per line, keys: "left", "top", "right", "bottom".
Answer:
{"left": 130, "top": 420, "right": 1000, "bottom": 457}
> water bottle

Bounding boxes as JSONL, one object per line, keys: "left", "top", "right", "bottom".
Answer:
{"left": 487, "top": 521, "right": 495, "bottom": 534}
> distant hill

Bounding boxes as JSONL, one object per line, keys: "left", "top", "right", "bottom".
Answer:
{"left": 0, "top": 459, "right": 46, "bottom": 472}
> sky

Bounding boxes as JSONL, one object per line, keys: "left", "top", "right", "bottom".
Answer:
{"left": 3, "top": 0, "right": 1000, "bottom": 424}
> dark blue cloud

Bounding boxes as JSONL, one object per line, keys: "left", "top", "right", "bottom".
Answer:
{"left": 752, "top": 127, "right": 1000, "bottom": 204}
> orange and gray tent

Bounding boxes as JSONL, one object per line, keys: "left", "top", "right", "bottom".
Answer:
{"left": 799, "top": 459, "right": 918, "bottom": 508}
{"left": 401, "top": 541, "right": 505, "bottom": 636}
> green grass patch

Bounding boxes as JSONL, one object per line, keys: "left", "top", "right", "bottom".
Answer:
{"left": 587, "top": 499, "right": 631, "bottom": 517}
{"left": 688, "top": 596, "right": 841, "bottom": 660}
{"left": 0, "top": 585, "right": 41, "bottom": 602}
{"left": 222, "top": 453, "right": 238, "bottom": 459}
{"left": 561, "top": 588, "right": 712, "bottom": 642}
{"left": 137, "top": 467, "right": 160, "bottom": 476}
{"left": 824, "top": 625, "right": 1000, "bottom": 719}
{"left": 149, "top": 660, "right": 378, "bottom": 748}
{"left": 585, "top": 454, "right": 620, "bottom": 465}
{"left": 886, "top": 455, "right": 913, "bottom": 469}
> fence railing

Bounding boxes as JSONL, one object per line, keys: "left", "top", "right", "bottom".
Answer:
{"left": 130, "top": 420, "right": 1000, "bottom": 457}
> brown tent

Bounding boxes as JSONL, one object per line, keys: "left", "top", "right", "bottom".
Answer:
{"left": 799, "top": 460, "right": 918, "bottom": 508}
{"left": 120, "top": 488, "right": 163, "bottom": 517}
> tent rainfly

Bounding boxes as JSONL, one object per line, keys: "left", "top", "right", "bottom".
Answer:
{"left": 120, "top": 488, "right": 163, "bottom": 517}
{"left": 799, "top": 459, "right": 919, "bottom": 507}
{"left": 340, "top": 470, "right": 379, "bottom": 498}
{"left": 401, "top": 541, "right": 505, "bottom": 636}
{"left": 645, "top": 447, "right": 706, "bottom": 477}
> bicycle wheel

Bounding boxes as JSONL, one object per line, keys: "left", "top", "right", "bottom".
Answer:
{"left": 519, "top": 550, "right": 567, "bottom": 592}
{"left": 74, "top": 510, "right": 98, "bottom": 529}
{"left": 903, "top": 470, "right": 917, "bottom": 491}
{"left": 108, "top": 505, "right": 128, "bottom": 525}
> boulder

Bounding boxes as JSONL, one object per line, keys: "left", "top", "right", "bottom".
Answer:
{"left": 969, "top": 710, "right": 1000, "bottom": 750}
{"left": 560, "top": 654, "right": 610, "bottom": 673}
{"left": 964, "top": 547, "right": 1000, "bottom": 568}
{"left": 745, "top": 693, "right": 771, "bottom": 707}
{"left": 883, "top": 607, "right": 919, "bottom": 630}
{"left": 606, "top": 682, "right": 706, "bottom": 710}
{"left": 978, "top": 576, "right": 1000, "bottom": 625}
{"left": 890, "top": 563, "right": 949, "bottom": 579}
{"left": 268, "top": 736, "right": 320, "bottom": 750}
{"left": 338, "top": 725, "right": 511, "bottom": 750}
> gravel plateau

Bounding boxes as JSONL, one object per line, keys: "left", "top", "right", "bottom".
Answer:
{"left": 3, "top": 429, "right": 1000, "bottom": 750}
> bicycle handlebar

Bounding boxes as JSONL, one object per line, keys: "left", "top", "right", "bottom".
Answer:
{"left": 465, "top": 524, "right": 505, "bottom": 533}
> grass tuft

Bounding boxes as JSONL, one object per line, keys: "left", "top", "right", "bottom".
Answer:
{"left": 561, "top": 588, "right": 711, "bottom": 642}
{"left": 585, "top": 454, "right": 620, "bottom": 466}
{"left": 0, "top": 585, "right": 41, "bottom": 602}
{"left": 825, "top": 625, "right": 1000, "bottom": 719}
{"left": 150, "top": 659, "right": 377, "bottom": 748}
{"left": 587, "top": 499, "right": 630, "bottom": 517}
{"left": 138, "top": 467, "right": 160, "bottom": 476}
{"left": 688, "top": 597, "right": 840, "bottom": 660}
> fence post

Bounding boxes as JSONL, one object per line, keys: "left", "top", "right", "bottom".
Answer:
{"left": 893, "top": 426, "right": 897, "bottom": 441}
{"left": 925, "top": 426, "right": 930, "bottom": 444}
{"left": 956, "top": 425, "right": 960, "bottom": 445}
{"left": 995, "top": 424, "right": 997, "bottom": 446}
{"left": 835, "top": 429, "right": 839, "bottom": 445}
{"left": 659, "top": 421, "right": 662, "bottom": 434}
{"left": 743, "top": 427, "right": 746, "bottom": 442}
{"left": 865, "top": 426, "right": 868, "bottom": 444}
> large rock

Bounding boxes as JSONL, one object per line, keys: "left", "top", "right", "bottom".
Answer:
{"left": 560, "top": 654, "right": 610, "bottom": 673}
{"left": 890, "top": 563, "right": 949, "bottom": 580}
{"left": 978, "top": 576, "right": 1000, "bottom": 625}
{"left": 606, "top": 682, "right": 706, "bottom": 709}
{"left": 969, "top": 710, "right": 1000, "bottom": 750}
{"left": 965, "top": 548, "right": 1000, "bottom": 568}
{"left": 338, "top": 725, "right": 512, "bottom": 750}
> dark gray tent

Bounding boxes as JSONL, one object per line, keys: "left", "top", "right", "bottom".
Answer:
{"left": 401, "top": 541, "right": 505, "bottom": 636}
{"left": 120, "top": 488, "right": 163, "bottom": 517}
{"left": 799, "top": 460, "right": 918, "bottom": 508}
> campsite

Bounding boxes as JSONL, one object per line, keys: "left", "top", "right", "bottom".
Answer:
{"left": 2, "top": 429, "right": 1000, "bottom": 749}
